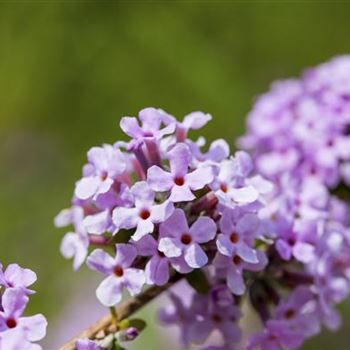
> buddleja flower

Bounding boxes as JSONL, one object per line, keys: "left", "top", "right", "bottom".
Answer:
{"left": 113, "top": 181, "right": 174, "bottom": 241}
{"left": 159, "top": 209, "right": 217, "bottom": 268}
{"left": 0, "top": 263, "right": 47, "bottom": 350}
{"left": 87, "top": 244, "right": 145, "bottom": 306}
{"left": 75, "top": 145, "right": 126, "bottom": 201}
{"left": 147, "top": 143, "right": 214, "bottom": 202}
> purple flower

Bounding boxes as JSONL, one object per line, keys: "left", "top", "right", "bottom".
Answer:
{"left": 112, "top": 181, "right": 174, "bottom": 241}
{"left": 0, "top": 288, "right": 47, "bottom": 346}
{"left": 190, "top": 290, "right": 241, "bottom": 345}
{"left": 135, "top": 235, "right": 191, "bottom": 286}
{"left": 56, "top": 207, "right": 89, "bottom": 270}
{"left": 120, "top": 107, "right": 175, "bottom": 142}
{"left": 158, "top": 292, "right": 196, "bottom": 348}
{"left": 213, "top": 251, "right": 267, "bottom": 295}
{"left": 87, "top": 244, "right": 145, "bottom": 306}
{"left": 274, "top": 287, "right": 320, "bottom": 337}
{"left": 76, "top": 339, "right": 103, "bottom": 350}
{"left": 75, "top": 145, "right": 126, "bottom": 200}
{"left": 0, "top": 264, "right": 36, "bottom": 294}
{"left": 216, "top": 208, "right": 259, "bottom": 264}
{"left": 274, "top": 217, "right": 316, "bottom": 264}
{"left": 147, "top": 143, "right": 214, "bottom": 202}
{"left": 247, "top": 320, "right": 304, "bottom": 350}
{"left": 159, "top": 209, "right": 217, "bottom": 268}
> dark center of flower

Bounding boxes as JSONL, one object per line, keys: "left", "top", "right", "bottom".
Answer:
{"left": 211, "top": 313, "right": 222, "bottom": 323}
{"left": 327, "top": 139, "right": 334, "bottom": 147}
{"left": 6, "top": 318, "right": 17, "bottom": 329}
{"left": 220, "top": 183, "right": 228, "bottom": 193}
{"left": 230, "top": 232, "right": 239, "bottom": 243}
{"left": 232, "top": 255, "right": 242, "bottom": 265}
{"left": 269, "top": 334, "right": 277, "bottom": 341}
{"left": 181, "top": 234, "right": 192, "bottom": 245}
{"left": 158, "top": 250, "right": 165, "bottom": 258}
{"left": 143, "top": 131, "right": 153, "bottom": 137}
{"left": 174, "top": 177, "right": 185, "bottom": 186}
{"left": 288, "top": 237, "right": 296, "bottom": 246}
{"left": 284, "top": 308, "right": 295, "bottom": 319}
{"left": 139, "top": 209, "right": 151, "bottom": 220}
{"left": 113, "top": 265, "right": 124, "bottom": 277}
{"left": 100, "top": 171, "right": 108, "bottom": 181}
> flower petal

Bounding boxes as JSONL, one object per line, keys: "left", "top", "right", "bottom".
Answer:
{"left": 158, "top": 237, "right": 182, "bottom": 258}
{"left": 86, "top": 249, "right": 115, "bottom": 274}
{"left": 96, "top": 275, "right": 123, "bottom": 306}
{"left": 190, "top": 216, "right": 217, "bottom": 243}
{"left": 147, "top": 166, "right": 173, "bottom": 192}
{"left": 185, "top": 167, "right": 214, "bottom": 191}
{"left": 184, "top": 243, "right": 208, "bottom": 268}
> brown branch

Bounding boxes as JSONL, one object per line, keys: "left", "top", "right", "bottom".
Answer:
{"left": 58, "top": 273, "right": 183, "bottom": 350}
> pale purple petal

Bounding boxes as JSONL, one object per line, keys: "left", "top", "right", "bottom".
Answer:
{"left": 276, "top": 239, "right": 293, "bottom": 261}
{"left": 83, "top": 210, "right": 110, "bottom": 235}
{"left": 182, "top": 112, "right": 212, "bottom": 130}
{"left": 147, "top": 166, "right": 173, "bottom": 192}
{"left": 150, "top": 200, "right": 174, "bottom": 223}
{"left": 168, "top": 143, "right": 191, "bottom": 177}
{"left": 96, "top": 275, "right": 123, "bottom": 306}
{"left": 216, "top": 234, "right": 235, "bottom": 256}
{"left": 20, "top": 314, "right": 47, "bottom": 342}
{"left": 236, "top": 242, "right": 258, "bottom": 263}
{"left": 2, "top": 288, "right": 28, "bottom": 318}
{"left": 145, "top": 256, "right": 170, "bottom": 286}
{"left": 75, "top": 177, "right": 100, "bottom": 200}
{"left": 131, "top": 181, "right": 155, "bottom": 207}
{"left": 190, "top": 216, "right": 217, "bottom": 243}
{"left": 169, "top": 184, "right": 195, "bottom": 202}
{"left": 112, "top": 207, "right": 139, "bottom": 230}
{"left": 132, "top": 219, "right": 154, "bottom": 241}
{"left": 120, "top": 117, "right": 143, "bottom": 138}
{"left": 230, "top": 186, "right": 259, "bottom": 203}
{"left": 86, "top": 249, "right": 115, "bottom": 274}
{"left": 293, "top": 242, "right": 315, "bottom": 263}
{"left": 114, "top": 244, "right": 137, "bottom": 267}
{"left": 4, "top": 264, "right": 37, "bottom": 289}
{"left": 185, "top": 166, "right": 214, "bottom": 190}
{"left": 227, "top": 268, "right": 245, "bottom": 295}
{"left": 134, "top": 235, "right": 157, "bottom": 256}
{"left": 158, "top": 237, "right": 182, "bottom": 258}
{"left": 60, "top": 233, "right": 88, "bottom": 270}
{"left": 184, "top": 243, "right": 208, "bottom": 268}
{"left": 159, "top": 209, "right": 189, "bottom": 238}
{"left": 236, "top": 213, "right": 260, "bottom": 236}
{"left": 123, "top": 268, "right": 145, "bottom": 296}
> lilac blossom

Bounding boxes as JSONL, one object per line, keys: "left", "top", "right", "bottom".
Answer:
{"left": 135, "top": 235, "right": 191, "bottom": 286}
{"left": 75, "top": 145, "right": 126, "bottom": 200}
{"left": 87, "top": 244, "right": 145, "bottom": 306}
{"left": 55, "top": 206, "right": 89, "bottom": 270}
{"left": 213, "top": 251, "right": 267, "bottom": 295}
{"left": 247, "top": 320, "right": 304, "bottom": 350}
{"left": 0, "top": 264, "right": 36, "bottom": 294}
{"left": 147, "top": 143, "right": 214, "bottom": 202}
{"left": 0, "top": 288, "right": 47, "bottom": 349}
{"left": 216, "top": 208, "right": 260, "bottom": 264}
{"left": 159, "top": 209, "right": 217, "bottom": 268}
{"left": 113, "top": 181, "right": 174, "bottom": 241}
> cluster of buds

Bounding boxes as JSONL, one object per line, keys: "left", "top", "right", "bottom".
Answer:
{"left": 0, "top": 263, "right": 47, "bottom": 350}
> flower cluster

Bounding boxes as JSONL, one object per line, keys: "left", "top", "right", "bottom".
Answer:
{"left": 237, "top": 56, "right": 350, "bottom": 349}
{"left": 0, "top": 263, "right": 47, "bottom": 350}
{"left": 56, "top": 108, "right": 273, "bottom": 349}
{"left": 56, "top": 58, "right": 350, "bottom": 350}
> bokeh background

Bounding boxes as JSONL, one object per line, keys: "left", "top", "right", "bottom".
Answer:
{"left": 1, "top": 2, "right": 350, "bottom": 349}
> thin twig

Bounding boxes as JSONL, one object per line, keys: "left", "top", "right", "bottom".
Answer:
{"left": 58, "top": 273, "right": 183, "bottom": 350}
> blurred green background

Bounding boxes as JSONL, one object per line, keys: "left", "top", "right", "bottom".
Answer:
{"left": 1, "top": 1, "right": 350, "bottom": 349}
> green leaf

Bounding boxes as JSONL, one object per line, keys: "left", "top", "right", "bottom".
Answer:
{"left": 185, "top": 269, "right": 210, "bottom": 294}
